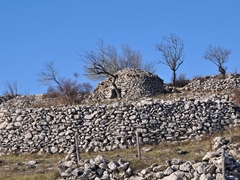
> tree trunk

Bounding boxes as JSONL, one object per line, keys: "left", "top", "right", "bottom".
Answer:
{"left": 172, "top": 70, "right": 176, "bottom": 87}
{"left": 219, "top": 66, "right": 226, "bottom": 79}
{"left": 136, "top": 130, "right": 141, "bottom": 160}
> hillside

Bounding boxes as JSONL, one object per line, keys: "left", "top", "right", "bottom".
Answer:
{"left": 0, "top": 73, "right": 240, "bottom": 180}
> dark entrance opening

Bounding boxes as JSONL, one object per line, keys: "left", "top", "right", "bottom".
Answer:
{"left": 110, "top": 88, "right": 121, "bottom": 99}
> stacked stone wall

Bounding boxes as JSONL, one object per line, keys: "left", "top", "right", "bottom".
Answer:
{"left": 0, "top": 94, "right": 239, "bottom": 155}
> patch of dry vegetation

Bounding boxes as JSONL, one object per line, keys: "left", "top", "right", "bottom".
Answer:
{"left": 0, "top": 126, "right": 240, "bottom": 179}
{"left": 232, "top": 88, "right": 240, "bottom": 106}
{"left": 0, "top": 153, "right": 65, "bottom": 180}
{"left": 79, "top": 140, "right": 209, "bottom": 172}
{"left": 80, "top": 126, "right": 240, "bottom": 172}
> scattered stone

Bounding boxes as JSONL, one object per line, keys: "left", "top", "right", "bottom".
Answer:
{"left": 141, "top": 147, "right": 153, "bottom": 152}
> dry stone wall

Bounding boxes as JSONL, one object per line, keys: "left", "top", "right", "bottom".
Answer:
{"left": 0, "top": 94, "right": 239, "bottom": 155}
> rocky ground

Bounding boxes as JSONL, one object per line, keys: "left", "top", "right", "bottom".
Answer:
{"left": 0, "top": 73, "right": 240, "bottom": 179}
{"left": 57, "top": 136, "right": 240, "bottom": 180}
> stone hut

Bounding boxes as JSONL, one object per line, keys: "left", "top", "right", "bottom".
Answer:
{"left": 87, "top": 68, "right": 164, "bottom": 102}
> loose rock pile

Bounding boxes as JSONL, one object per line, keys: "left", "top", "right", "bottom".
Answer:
{"left": 57, "top": 148, "right": 133, "bottom": 180}
{"left": 0, "top": 94, "right": 44, "bottom": 109}
{"left": 86, "top": 68, "right": 164, "bottom": 103}
{"left": 0, "top": 93, "right": 239, "bottom": 155}
{"left": 182, "top": 73, "right": 240, "bottom": 92}
{"left": 57, "top": 136, "right": 240, "bottom": 180}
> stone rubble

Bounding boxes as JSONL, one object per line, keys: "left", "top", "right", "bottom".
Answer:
{"left": 181, "top": 73, "right": 240, "bottom": 92}
{"left": 57, "top": 136, "right": 240, "bottom": 180}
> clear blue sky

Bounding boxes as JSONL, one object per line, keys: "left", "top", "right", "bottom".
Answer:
{"left": 1, "top": 1, "right": 240, "bottom": 95}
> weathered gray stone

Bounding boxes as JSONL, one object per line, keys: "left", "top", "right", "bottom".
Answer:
{"left": 155, "top": 172, "right": 165, "bottom": 179}
{"left": 62, "top": 161, "right": 73, "bottom": 168}
{"left": 0, "top": 122, "right": 8, "bottom": 130}
{"left": 179, "top": 161, "right": 192, "bottom": 172}
{"left": 24, "top": 132, "right": 32, "bottom": 139}
{"left": 25, "top": 160, "right": 37, "bottom": 166}
{"left": 94, "top": 155, "right": 105, "bottom": 165}
{"left": 192, "top": 162, "right": 205, "bottom": 174}
{"left": 202, "top": 151, "right": 220, "bottom": 161}
{"left": 164, "top": 167, "right": 174, "bottom": 175}
{"left": 162, "top": 171, "right": 186, "bottom": 180}
{"left": 118, "top": 162, "right": 129, "bottom": 172}
{"left": 108, "top": 161, "right": 119, "bottom": 171}
{"left": 171, "top": 158, "right": 182, "bottom": 165}
{"left": 153, "top": 165, "right": 167, "bottom": 172}
{"left": 199, "top": 173, "right": 212, "bottom": 180}
{"left": 101, "top": 171, "right": 110, "bottom": 180}
{"left": 50, "top": 146, "right": 58, "bottom": 154}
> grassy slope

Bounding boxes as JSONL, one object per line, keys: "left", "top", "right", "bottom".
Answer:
{"left": 0, "top": 127, "right": 240, "bottom": 180}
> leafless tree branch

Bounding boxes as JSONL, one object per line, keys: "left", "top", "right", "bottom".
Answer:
{"left": 79, "top": 39, "right": 155, "bottom": 99}
{"left": 156, "top": 34, "right": 185, "bottom": 87}
{"left": 37, "top": 61, "right": 92, "bottom": 105}
{"left": 203, "top": 44, "right": 231, "bottom": 77}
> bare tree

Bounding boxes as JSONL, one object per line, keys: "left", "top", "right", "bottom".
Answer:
{"left": 203, "top": 44, "right": 231, "bottom": 78}
{"left": 119, "top": 44, "right": 142, "bottom": 69}
{"left": 119, "top": 44, "right": 155, "bottom": 72}
{"left": 38, "top": 61, "right": 60, "bottom": 86}
{"left": 80, "top": 39, "right": 155, "bottom": 99}
{"left": 37, "top": 60, "right": 92, "bottom": 105}
{"left": 155, "top": 34, "right": 185, "bottom": 87}
{"left": 80, "top": 39, "right": 122, "bottom": 98}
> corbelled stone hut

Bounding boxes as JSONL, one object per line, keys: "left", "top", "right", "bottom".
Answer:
{"left": 87, "top": 68, "right": 164, "bottom": 102}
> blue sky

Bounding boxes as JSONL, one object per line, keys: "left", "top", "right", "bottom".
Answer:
{"left": 0, "top": 1, "right": 240, "bottom": 95}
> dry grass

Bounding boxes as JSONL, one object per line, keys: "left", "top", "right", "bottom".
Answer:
{"left": 79, "top": 139, "right": 210, "bottom": 172}
{"left": 232, "top": 88, "right": 240, "bottom": 106}
{"left": 0, "top": 153, "right": 65, "bottom": 180}
{"left": 81, "top": 126, "right": 240, "bottom": 171}
{"left": 154, "top": 90, "right": 214, "bottom": 101}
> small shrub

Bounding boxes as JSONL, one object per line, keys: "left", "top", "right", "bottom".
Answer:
{"left": 37, "top": 61, "right": 92, "bottom": 105}
{"left": 43, "top": 81, "right": 92, "bottom": 106}
{"left": 192, "top": 75, "right": 210, "bottom": 83}
{"left": 174, "top": 74, "right": 190, "bottom": 87}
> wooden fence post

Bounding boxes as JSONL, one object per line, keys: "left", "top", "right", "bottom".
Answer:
{"left": 75, "top": 132, "right": 80, "bottom": 166}
{"left": 222, "top": 148, "right": 226, "bottom": 180}
{"left": 136, "top": 130, "right": 141, "bottom": 160}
